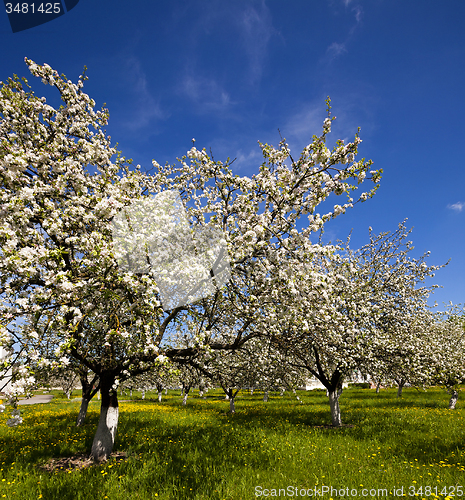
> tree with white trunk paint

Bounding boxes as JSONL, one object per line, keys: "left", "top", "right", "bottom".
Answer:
{"left": 270, "top": 222, "right": 443, "bottom": 426}
{"left": 187, "top": 336, "right": 301, "bottom": 411}
{"left": 204, "top": 348, "right": 251, "bottom": 414}
{"left": 180, "top": 363, "right": 204, "bottom": 405}
{"left": 0, "top": 59, "right": 379, "bottom": 460}
{"left": 120, "top": 362, "right": 179, "bottom": 401}
{"left": 425, "top": 304, "right": 465, "bottom": 409}
{"left": 366, "top": 305, "right": 436, "bottom": 398}
{"left": 230, "top": 337, "right": 306, "bottom": 403}
{"left": 45, "top": 366, "right": 79, "bottom": 399}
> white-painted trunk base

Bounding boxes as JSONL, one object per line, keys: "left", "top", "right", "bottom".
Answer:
{"left": 91, "top": 406, "right": 119, "bottom": 463}
{"left": 449, "top": 390, "right": 458, "bottom": 410}
{"left": 292, "top": 388, "right": 301, "bottom": 402}
{"left": 328, "top": 390, "right": 342, "bottom": 427}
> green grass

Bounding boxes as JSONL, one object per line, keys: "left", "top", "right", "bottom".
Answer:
{"left": 1, "top": 386, "right": 464, "bottom": 499}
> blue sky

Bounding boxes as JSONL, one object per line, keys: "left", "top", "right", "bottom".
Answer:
{"left": 1, "top": 0, "right": 464, "bottom": 310}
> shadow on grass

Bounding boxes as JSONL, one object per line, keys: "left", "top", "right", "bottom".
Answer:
{"left": 153, "top": 388, "right": 464, "bottom": 467}
{"left": 1, "top": 386, "right": 463, "bottom": 498}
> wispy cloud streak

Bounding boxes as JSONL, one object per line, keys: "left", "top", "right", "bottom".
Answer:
{"left": 448, "top": 202, "right": 465, "bottom": 212}
{"left": 325, "top": 0, "right": 363, "bottom": 60}
{"left": 239, "top": 1, "right": 275, "bottom": 84}
{"left": 180, "top": 72, "right": 232, "bottom": 112}
{"left": 122, "top": 57, "right": 165, "bottom": 130}
{"left": 326, "top": 42, "right": 348, "bottom": 59}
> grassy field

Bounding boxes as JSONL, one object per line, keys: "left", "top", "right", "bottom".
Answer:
{"left": 0, "top": 386, "right": 464, "bottom": 499}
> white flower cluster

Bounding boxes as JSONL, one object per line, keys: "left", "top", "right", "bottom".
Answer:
{"left": 4, "top": 375, "right": 36, "bottom": 398}
{"left": 0, "top": 60, "right": 386, "bottom": 430}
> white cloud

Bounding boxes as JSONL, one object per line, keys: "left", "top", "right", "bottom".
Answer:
{"left": 340, "top": 0, "right": 363, "bottom": 24}
{"left": 281, "top": 88, "right": 378, "bottom": 155}
{"left": 200, "top": 135, "right": 266, "bottom": 174}
{"left": 325, "top": 1, "right": 363, "bottom": 60}
{"left": 231, "top": 148, "right": 263, "bottom": 172}
{"left": 180, "top": 72, "right": 232, "bottom": 112}
{"left": 326, "top": 42, "right": 348, "bottom": 60}
{"left": 122, "top": 57, "right": 165, "bottom": 130}
{"left": 448, "top": 202, "right": 465, "bottom": 212}
{"left": 352, "top": 5, "right": 363, "bottom": 23}
{"left": 173, "top": 1, "right": 277, "bottom": 87}
{"left": 238, "top": 1, "right": 276, "bottom": 84}
{"left": 283, "top": 103, "right": 327, "bottom": 148}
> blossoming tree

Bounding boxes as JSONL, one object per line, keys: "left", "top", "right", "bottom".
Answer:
{"left": 0, "top": 58, "right": 380, "bottom": 460}
{"left": 269, "top": 222, "right": 443, "bottom": 426}
{"left": 426, "top": 304, "right": 465, "bottom": 409}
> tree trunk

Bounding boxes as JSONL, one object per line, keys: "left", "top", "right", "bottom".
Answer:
{"left": 449, "top": 390, "right": 458, "bottom": 409}
{"left": 225, "top": 388, "right": 239, "bottom": 413}
{"left": 397, "top": 380, "right": 404, "bottom": 398}
{"left": 130, "top": 389, "right": 132, "bottom": 398}
{"left": 328, "top": 389, "right": 342, "bottom": 427}
{"left": 76, "top": 372, "right": 99, "bottom": 426}
{"left": 263, "top": 390, "right": 269, "bottom": 402}
{"left": 182, "top": 387, "right": 190, "bottom": 405}
{"left": 91, "top": 374, "right": 119, "bottom": 463}
{"left": 141, "top": 388, "right": 145, "bottom": 400}
{"left": 292, "top": 388, "right": 301, "bottom": 402}
{"left": 376, "top": 381, "right": 381, "bottom": 394}
{"left": 76, "top": 398, "right": 90, "bottom": 426}
{"left": 250, "top": 387, "right": 254, "bottom": 395}
{"left": 156, "top": 383, "right": 163, "bottom": 402}
{"left": 165, "top": 388, "right": 168, "bottom": 395}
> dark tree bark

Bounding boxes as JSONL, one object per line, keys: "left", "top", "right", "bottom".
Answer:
{"left": 76, "top": 370, "right": 100, "bottom": 426}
